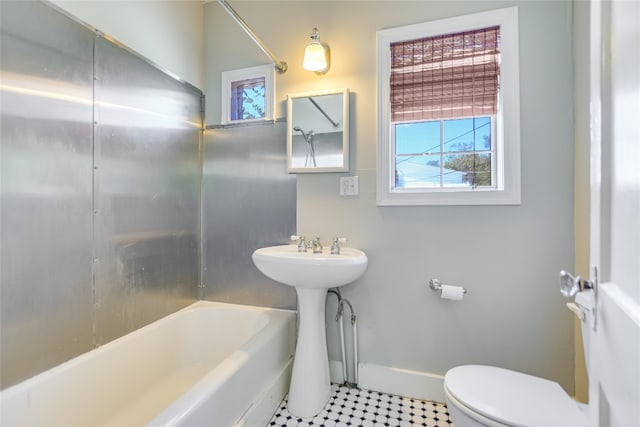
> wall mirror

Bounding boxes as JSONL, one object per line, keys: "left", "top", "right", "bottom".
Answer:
{"left": 287, "top": 88, "right": 349, "bottom": 173}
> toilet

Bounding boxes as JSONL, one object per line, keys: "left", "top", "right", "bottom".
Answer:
{"left": 444, "top": 291, "right": 593, "bottom": 427}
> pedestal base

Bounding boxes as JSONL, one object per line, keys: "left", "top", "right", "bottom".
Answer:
{"left": 287, "top": 287, "right": 331, "bottom": 418}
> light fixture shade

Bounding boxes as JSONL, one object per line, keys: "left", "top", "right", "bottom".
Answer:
{"left": 303, "top": 42, "right": 327, "bottom": 72}
{"left": 303, "top": 27, "right": 329, "bottom": 73}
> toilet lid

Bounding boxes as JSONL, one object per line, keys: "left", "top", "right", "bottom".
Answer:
{"left": 445, "top": 365, "right": 587, "bottom": 427}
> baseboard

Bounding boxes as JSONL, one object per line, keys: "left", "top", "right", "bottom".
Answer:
{"left": 329, "top": 359, "right": 345, "bottom": 384}
{"left": 357, "top": 362, "right": 446, "bottom": 403}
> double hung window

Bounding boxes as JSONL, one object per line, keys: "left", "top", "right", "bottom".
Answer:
{"left": 377, "top": 8, "right": 520, "bottom": 205}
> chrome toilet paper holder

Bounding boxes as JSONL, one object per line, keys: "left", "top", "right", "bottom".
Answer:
{"left": 429, "top": 278, "right": 468, "bottom": 295}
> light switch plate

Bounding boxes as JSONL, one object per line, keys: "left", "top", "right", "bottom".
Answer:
{"left": 340, "top": 176, "right": 359, "bottom": 196}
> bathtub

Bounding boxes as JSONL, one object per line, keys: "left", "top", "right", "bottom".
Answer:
{"left": 0, "top": 301, "right": 296, "bottom": 426}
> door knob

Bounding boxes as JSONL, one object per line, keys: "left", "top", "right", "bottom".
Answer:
{"left": 559, "top": 270, "right": 595, "bottom": 297}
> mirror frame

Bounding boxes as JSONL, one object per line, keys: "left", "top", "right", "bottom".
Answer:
{"left": 287, "top": 88, "right": 349, "bottom": 173}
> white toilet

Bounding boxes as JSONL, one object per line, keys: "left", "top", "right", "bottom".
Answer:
{"left": 444, "top": 291, "right": 593, "bottom": 427}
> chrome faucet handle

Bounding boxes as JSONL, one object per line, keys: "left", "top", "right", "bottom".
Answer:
{"left": 330, "top": 237, "right": 346, "bottom": 254}
{"left": 291, "top": 235, "right": 307, "bottom": 252}
{"left": 330, "top": 237, "right": 347, "bottom": 255}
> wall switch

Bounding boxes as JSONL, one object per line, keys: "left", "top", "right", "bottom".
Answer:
{"left": 340, "top": 176, "right": 359, "bottom": 196}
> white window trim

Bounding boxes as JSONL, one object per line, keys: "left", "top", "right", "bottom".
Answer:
{"left": 376, "top": 7, "right": 521, "bottom": 206}
{"left": 221, "top": 64, "right": 275, "bottom": 125}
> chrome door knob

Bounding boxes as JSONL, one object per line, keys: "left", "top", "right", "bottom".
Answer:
{"left": 559, "top": 270, "right": 595, "bottom": 297}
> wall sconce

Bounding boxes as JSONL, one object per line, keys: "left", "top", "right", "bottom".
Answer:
{"left": 303, "top": 27, "right": 330, "bottom": 74}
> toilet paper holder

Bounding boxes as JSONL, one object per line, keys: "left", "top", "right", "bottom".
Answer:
{"left": 429, "top": 278, "right": 468, "bottom": 295}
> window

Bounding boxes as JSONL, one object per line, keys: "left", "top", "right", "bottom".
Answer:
{"left": 221, "top": 64, "right": 274, "bottom": 124}
{"left": 377, "top": 7, "right": 520, "bottom": 205}
{"left": 395, "top": 117, "right": 494, "bottom": 189}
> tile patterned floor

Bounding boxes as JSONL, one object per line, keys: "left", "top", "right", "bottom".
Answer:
{"left": 268, "top": 384, "right": 455, "bottom": 426}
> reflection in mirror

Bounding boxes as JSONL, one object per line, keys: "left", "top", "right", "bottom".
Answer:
{"left": 287, "top": 88, "right": 349, "bottom": 173}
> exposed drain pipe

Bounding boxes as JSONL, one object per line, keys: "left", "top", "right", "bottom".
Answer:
{"left": 217, "top": 0, "right": 288, "bottom": 73}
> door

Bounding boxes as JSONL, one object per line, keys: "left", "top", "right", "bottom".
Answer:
{"left": 587, "top": 1, "right": 640, "bottom": 426}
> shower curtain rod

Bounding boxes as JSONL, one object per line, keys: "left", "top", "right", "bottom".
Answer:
{"left": 308, "top": 97, "right": 339, "bottom": 128}
{"left": 217, "top": 0, "right": 288, "bottom": 73}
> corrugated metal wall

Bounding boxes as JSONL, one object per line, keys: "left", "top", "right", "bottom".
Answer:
{"left": 0, "top": 1, "right": 96, "bottom": 389}
{"left": 203, "top": 124, "right": 296, "bottom": 310}
{"left": 0, "top": 1, "right": 202, "bottom": 389}
{"left": 92, "top": 34, "right": 201, "bottom": 345}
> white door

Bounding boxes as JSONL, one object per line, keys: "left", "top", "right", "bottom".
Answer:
{"left": 587, "top": 0, "right": 640, "bottom": 426}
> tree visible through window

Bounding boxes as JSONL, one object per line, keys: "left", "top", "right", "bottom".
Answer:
{"left": 395, "top": 116, "right": 493, "bottom": 189}
{"left": 221, "top": 64, "right": 274, "bottom": 125}
{"left": 231, "top": 77, "right": 266, "bottom": 121}
{"left": 377, "top": 7, "right": 521, "bottom": 205}
{"left": 391, "top": 27, "right": 499, "bottom": 190}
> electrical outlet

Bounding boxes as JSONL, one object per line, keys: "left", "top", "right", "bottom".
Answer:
{"left": 339, "top": 176, "right": 359, "bottom": 196}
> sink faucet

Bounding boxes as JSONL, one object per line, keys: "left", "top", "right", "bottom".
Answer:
{"left": 311, "top": 236, "right": 323, "bottom": 253}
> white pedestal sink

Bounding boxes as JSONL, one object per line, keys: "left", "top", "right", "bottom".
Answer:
{"left": 252, "top": 244, "right": 367, "bottom": 418}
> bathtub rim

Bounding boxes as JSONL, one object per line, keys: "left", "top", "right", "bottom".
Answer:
{"left": 0, "top": 300, "right": 296, "bottom": 426}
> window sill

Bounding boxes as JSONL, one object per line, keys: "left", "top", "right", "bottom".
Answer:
{"left": 376, "top": 186, "right": 521, "bottom": 206}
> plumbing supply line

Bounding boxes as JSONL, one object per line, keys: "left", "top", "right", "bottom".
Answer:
{"left": 306, "top": 134, "right": 317, "bottom": 167}
{"left": 338, "top": 313, "right": 347, "bottom": 384}
{"left": 217, "top": 0, "right": 287, "bottom": 73}
{"left": 339, "top": 298, "right": 359, "bottom": 388}
{"left": 327, "top": 289, "right": 348, "bottom": 385}
{"left": 353, "top": 318, "right": 359, "bottom": 385}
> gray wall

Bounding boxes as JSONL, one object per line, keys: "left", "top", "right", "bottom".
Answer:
{"left": 205, "top": 1, "right": 576, "bottom": 392}
{"left": 50, "top": 0, "right": 204, "bottom": 89}
{"left": 202, "top": 123, "right": 296, "bottom": 309}
{"left": 0, "top": 2, "right": 202, "bottom": 389}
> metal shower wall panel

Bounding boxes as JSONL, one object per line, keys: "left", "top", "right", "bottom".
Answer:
{"left": 0, "top": 1, "right": 95, "bottom": 389}
{"left": 92, "top": 35, "right": 202, "bottom": 345}
{"left": 203, "top": 123, "right": 296, "bottom": 310}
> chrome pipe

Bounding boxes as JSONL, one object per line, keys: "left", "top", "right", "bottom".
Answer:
{"left": 327, "top": 289, "right": 348, "bottom": 385}
{"left": 338, "top": 313, "right": 348, "bottom": 384}
{"left": 339, "top": 298, "right": 358, "bottom": 388}
{"left": 308, "top": 97, "right": 339, "bottom": 128}
{"left": 217, "top": 0, "right": 287, "bottom": 73}
{"left": 353, "top": 318, "right": 359, "bottom": 386}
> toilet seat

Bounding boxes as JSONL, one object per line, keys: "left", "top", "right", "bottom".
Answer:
{"left": 444, "top": 365, "right": 587, "bottom": 427}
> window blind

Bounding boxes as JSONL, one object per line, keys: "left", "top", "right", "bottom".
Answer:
{"left": 390, "top": 26, "right": 500, "bottom": 122}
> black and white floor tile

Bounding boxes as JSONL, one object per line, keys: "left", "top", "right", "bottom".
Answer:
{"left": 268, "top": 384, "right": 455, "bottom": 426}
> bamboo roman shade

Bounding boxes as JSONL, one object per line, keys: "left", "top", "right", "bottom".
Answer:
{"left": 390, "top": 26, "right": 500, "bottom": 122}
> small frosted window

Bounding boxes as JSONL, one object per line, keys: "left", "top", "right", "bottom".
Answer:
{"left": 221, "top": 65, "right": 274, "bottom": 124}
{"left": 231, "top": 77, "right": 266, "bottom": 121}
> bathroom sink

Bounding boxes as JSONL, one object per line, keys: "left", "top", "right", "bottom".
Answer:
{"left": 252, "top": 244, "right": 367, "bottom": 289}
{"left": 252, "top": 243, "right": 367, "bottom": 418}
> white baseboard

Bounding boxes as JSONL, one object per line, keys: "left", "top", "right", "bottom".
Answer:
{"left": 356, "top": 362, "right": 446, "bottom": 403}
{"left": 329, "top": 359, "right": 345, "bottom": 384}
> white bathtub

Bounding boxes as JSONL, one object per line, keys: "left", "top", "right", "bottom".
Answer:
{"left": 0, "top": 301, "right": 296, "bottom": 427}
